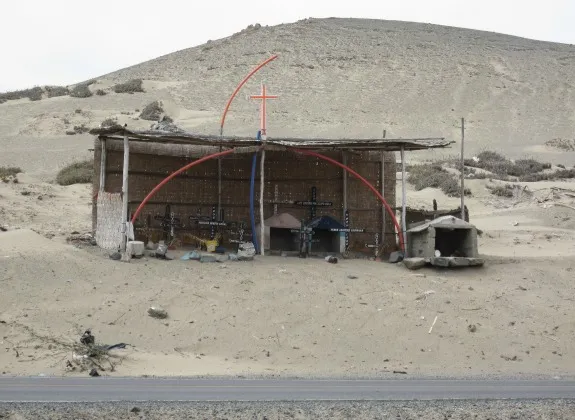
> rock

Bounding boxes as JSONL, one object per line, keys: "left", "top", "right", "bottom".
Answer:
{"left": 148, "top": 306, "right": 168, "bottom": 319}
{"left": 156, "top": 243, "right": 168, "bottom": 257}
{"left": 467, "top": 324, "right": 477, "bottom": 333}
{"left": 325, "top": 255, "right": 338, "bottom": 264}
{"left": 200, "top": 255, "right": 217, "bottom": 263}
{"left": 109, "top": 252, "right": 121, "bottom": 261}
{"left": 89, "top": 368, "right": 100, "bottom": 377}
{"left": 347, "top": 275, "right": 358, "bottom": 279}
{"left": 389, "top": 251, "right": 404, "bottom": 263}
{"left": 237, "top": 242, "right": 256, "bottom": 260}
{"left": 403, "top": 258, "right": 426, "bottom": 270}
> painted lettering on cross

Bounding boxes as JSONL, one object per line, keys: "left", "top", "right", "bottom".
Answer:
{"left": 294, "top": 186, "right": 333, "bottom": 220}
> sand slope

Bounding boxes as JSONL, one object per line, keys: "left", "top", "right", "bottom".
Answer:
{"left": 1, "top": 174, "right": 575, "bottom": 378}
{"left": 2, "top": 18, "right": 575, "bottom": 179}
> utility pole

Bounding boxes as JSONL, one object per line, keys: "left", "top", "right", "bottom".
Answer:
{"left": 460, "top": 117, "right": 465, "bottom": 221}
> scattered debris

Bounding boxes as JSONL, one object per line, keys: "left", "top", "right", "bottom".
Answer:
{"left": 109, "top": 252, "right": 121, "bottom": 261}
{"left": 393, "top": 370, "right": 407, "bottom": 374}
{"left": 347, "top": 275, "right": 358, "bottom": 280}
{"left": 80, "top": 329, "right": 95, "bottom": 346}
{"left": 148, "top": 306, "right": 168, "bottom": 319}
{"left": 467, "top": 324, "right": 477, "bottom": 333}
{"left": 67, "top": 232, "right": 97, "bottom": 247}
{"left": 428, "top": 315, "right": 438, "bottom": 334}
{"left": 501, "top": 355, "right": 521, "bottom": 362}
{"left": 130, "top": 407, "right": 141, "bottom": 414}
{"left": 415, "top": 290, "right": 436, "bottom": 301}
{"left": 517, "top": 285, "right": 528, "bottom": 291}
{"left": 0, "top": 226, "right": 7, "bottom": 232}
{"left": 325, "top": 255, "right": 338, "bottom": 264}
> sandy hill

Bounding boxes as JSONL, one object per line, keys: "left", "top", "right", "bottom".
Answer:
{"left": 2, "top": 18, "right": 575, "bottom": 178}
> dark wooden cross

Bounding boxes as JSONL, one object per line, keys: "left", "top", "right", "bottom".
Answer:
{"left": 191, "top": 206, "right": 228, "bottom": 240}
{"left": 290, "top": 219, "right": 319, "bottom": 258}
{"left": 294, "top": 186, "right": 333, "bottom": 220}
{"left": 154, "top": 204, "right": 182, "bottom": 241}
{"left": 328, "top": 210, "right": 366, "bottom": 251}
{"left": 229, "top": 221, "right": 252, "bottom": 245}
{"left": 364, "top": 233, "right": 380, "bottom": 257}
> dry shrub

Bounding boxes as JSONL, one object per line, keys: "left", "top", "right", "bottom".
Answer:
{"left": 465, "top": 151, "right": 551, "bottom": 179}
{"left": 545, "top": 138, "right": 575, "bottom": 151}
{"left": 45, "top": 86, "right": 69, "bottom": 98}
{"left": 101, "top": 117, "right": 117, "bottom": 127}
{"left": 0, "top": 166, "right": 22, "bottom": 178}
{"left": 139, "top": 101, "right": 164, "bottom": 121}
{"left": 56, "top": 160, "right": 93, "bottom": 185}
{"left": 73, "top": 124, "right": 90, "bottom": 134}
{"left": 0, "top": 87, "right": 43, "bottom": 102}
{"left": 488, "top": 184, "right": 515, "bottom": 198}
{"left": 519, "top": 168, "right": 575, "bottom": 182}
{"left": 70, "top": 84, "right": 93, "bottom": 98}
{"left": 113, "top": 79, "right": 144, "bottom": 94}
{"left": 408, "top": 164, "right": 470, "bottom": 197}
{"left": 95, "top": 89, "right": 107, "bottom": 96}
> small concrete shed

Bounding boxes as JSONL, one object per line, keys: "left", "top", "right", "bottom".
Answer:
{"left": 406, "top": 216, "right": 483, "bottom": 267}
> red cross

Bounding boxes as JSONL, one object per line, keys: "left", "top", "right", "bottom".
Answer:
{"left": 249, "top": 83, "right": 278, "bottom": 139}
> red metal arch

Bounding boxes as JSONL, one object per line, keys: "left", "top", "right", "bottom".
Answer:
{"left": 130, "top": 147, "right": 404, "bottom": 252}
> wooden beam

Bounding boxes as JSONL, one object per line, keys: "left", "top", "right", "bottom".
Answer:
{"left": 99, "top": 138, "right": 107, "bottom": 193}
{"left": 120, "top": 135, "right": 130, "bottom": 255}
{"left": 400, "top": 146, "right": 407, "bottom": 256}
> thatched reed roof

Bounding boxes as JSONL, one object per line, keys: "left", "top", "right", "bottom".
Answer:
{"left": 92, "top": 126, "right": 454, "bottom": 152}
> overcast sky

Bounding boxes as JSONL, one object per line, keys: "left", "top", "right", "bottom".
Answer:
{"left": 1, "top": 0, "right": 574, "bottom": 91}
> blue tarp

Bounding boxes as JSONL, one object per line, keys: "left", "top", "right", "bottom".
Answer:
{"left": 308, "top": 215, "right": 345, "bottom": 230}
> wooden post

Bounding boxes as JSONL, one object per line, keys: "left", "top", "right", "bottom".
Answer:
{"left": 400, "top": 146, "right": 407, "bottom": 256}
{"left": 460, "top": 117, "right": 466, "bottom": 221}
{"left": 381, "top": 129, "right": 386, "bottom": 254}
{"left": 99, "top": 138, "right": 106, "bottom": 193}
{"left": 120, "top": 135, "right": 130, "bottom": 253}
{"left": 260, "top": 148, "right": 266, "bottom": 256}
{"left": 342, "top": 152, "right": 348, "bottom": 221}
{"left": 218, "top": 146, "right": 222, "bottom": 217}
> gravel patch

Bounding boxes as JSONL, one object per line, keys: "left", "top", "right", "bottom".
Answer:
{"left": 1, "top": 399, "right": 574, "bottom": 419}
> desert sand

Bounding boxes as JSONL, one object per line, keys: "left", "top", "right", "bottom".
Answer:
{"left": 1, "top": 170, "right": 574, "bottom": 379}
{"left": 1, "top": 18, "right": 575, "bottom": 379}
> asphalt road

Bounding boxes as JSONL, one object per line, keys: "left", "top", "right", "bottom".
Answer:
{"left": 1, "top": 378, "right": 574, "bottom": 402}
